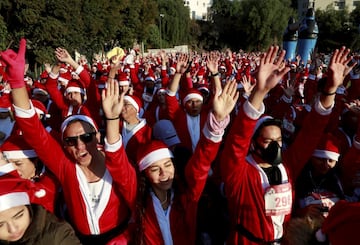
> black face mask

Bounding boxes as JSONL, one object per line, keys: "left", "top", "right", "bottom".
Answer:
{"left": 255, "top": 141, "right": 282, "bottom": 166}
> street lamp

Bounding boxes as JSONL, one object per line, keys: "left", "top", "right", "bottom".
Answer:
{"left": 159, "top": 14, "right": 164, "bottom": 49}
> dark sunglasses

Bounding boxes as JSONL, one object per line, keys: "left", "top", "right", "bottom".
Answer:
{"left": 63, "top": 132, "right": 96, "bottom": 146}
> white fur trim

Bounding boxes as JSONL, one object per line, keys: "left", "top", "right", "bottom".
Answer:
{"left": 66, "top": 87, "right": 85, "bottom": 94}
{"left": 0, "top": 163, "right": 16, "bottom": 176}
{"left": 138, "top": 148, "right": 173, "bottom": 171}
{"left": 182, "top": 93, "right": 203, "bottom": 105}
{"left": 3, "top": 149, "right": 37, "bottom": 159}
{"left": 124, "top": 95, "right": 139, "bottom": 112}
{"left": 61, "top": 115, "right": 98, "bottom": 135}
{"left": 118, "top": 80, "right": 130, "bottom": 86}
{"left": 312, "top": 150, "right": 339, "bottom": 161}
{"left": 58, "top": 76, "right": 69, "bottom": 84}
{"left": 0, "top": 192, "right": 30, "bottom": 212}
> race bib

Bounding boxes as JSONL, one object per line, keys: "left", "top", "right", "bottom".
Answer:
{"left": 264, "top": 182, "right": 292, "bottom": 216}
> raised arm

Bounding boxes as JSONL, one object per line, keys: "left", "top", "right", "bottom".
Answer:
{"left": 0, "top": 38, "right": 30, "bottom": 110}
{"left": 249, "top": 46, "right": 290, "bottom": 110}
{"left": 101, "top": 75, "right": 125, "bottom": 144}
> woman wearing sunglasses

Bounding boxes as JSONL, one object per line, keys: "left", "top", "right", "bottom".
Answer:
{"left": 1, "top": 39, "right": 137, "bottom": 245}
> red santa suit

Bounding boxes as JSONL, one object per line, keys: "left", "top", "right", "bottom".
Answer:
{"left": 139, "top": 112, "right": 229, "bottom": 245}
{"left": 1, "top": 133, "right": 60, "bottom": 214}
{"left": 13, "top": 104, "right": 137, "bottom": 242}
{"left": 166, "top": 89, "right": 208, "bottom": 153}
{"left": 45, "top": 65, "right": 92, "bottom": 121}
{"left": 220, "top": 98, "right": 332, "bottom": 245}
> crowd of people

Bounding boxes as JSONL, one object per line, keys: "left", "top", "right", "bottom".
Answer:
{"left": 0, "top": 38, "right": 360, "bottom": 245}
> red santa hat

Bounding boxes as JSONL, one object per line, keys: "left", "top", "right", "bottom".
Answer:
{"left": 137, "top": 140, "right": 174, "bottom": 171}
{"left": 124, "top": 95, "right": 142, "bottom": 113}
{"left": 60, "top": 114, "right": 98, "bottom": 136}
{"left": 59, "top": 63, "right": 69, "bottom": 73}
{"left": 252, "top": 115, "right": 282, "bottom": 139}
{"left": 182, "top": 88, "right": 204, "bottom": 106}
{"left": 312, "top": 133, "right": 340, "bottom": 161}
{"left": 117, "top": 72, "right": 130, "bottom": 86}
{"left": 1, "top": 134, "right": 37, "bottom": 160}
{"left": 65, "top": 80, "right": 86, "bottom": 95}
{"left": 31, "top": 99, "right": 50, "bottom": 119}
{"left": 145, "top": 69, "right": 155, "bottom": 82}
{"left": 0, "top": 178, "right": 32, "bottom": 212}
{"left": 39, "top": 70, "right": 49, "bottom": 79}
{"left": 58, "top": 71, "right": 72, "bottom": 85}
{"left": 32, "top": 81, "right": 49, "bottom": 96}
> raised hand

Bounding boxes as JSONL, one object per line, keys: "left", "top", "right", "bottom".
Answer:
{"left": 176, "top": 53, "right": 189, "bottom": 74}
{"left": 206, "top": 51, "right": 220, "bottom": 74}
{"left": 256, "top": 46, "right": 289, "bottom": 93}
{"left": 102, "top": 78, "right": 124, "bottom": 120}
{"left": 327, "top": 47, "right": 354, "bottom": 90}
{"left": 213, "top": 79, "right": 239, "bottom": 121}
{"left": 0, "top": 38, "right": 26, "bottom": 88}
{"left": 240, "top": 74, "right": 256, "bottom": 96}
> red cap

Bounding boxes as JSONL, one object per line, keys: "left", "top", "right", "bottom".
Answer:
{"left": 137, "top": 140, "right": 173, "bottom": 171}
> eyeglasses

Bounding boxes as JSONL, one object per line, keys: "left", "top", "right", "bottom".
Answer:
{"left": 63, "top": 132, "right": 96, "bottom": 146}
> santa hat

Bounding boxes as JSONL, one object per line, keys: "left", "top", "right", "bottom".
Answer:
{"left": 59, "top": 63, "right": 69, "bottom": 73}
{"left": 32, "top": 81, "right": 49, "bottom": 96}
{"left": 124, "top": 95, "right": 142, "bottom": 113}
{"left": 169, "top": 64, "right": 176, "bottom": 73}
{"left": 153, "top": 120, "right": 180, "bottom": 148}
{"left": 39, "top": 70, "right": 49, "bottom": 80}
{"left": 145, "top": 69, "right": 155, "bottom": 82}
{"left": 312, "top": 133, "right": 340, "bottom": 161}
{"left": 117, "top": 72, "right": 130, "bottom": 86}
{"left": 156, "top": 87, "right": 166, "bottom": 95}
{"left": 65, "top": 80, "right": 86, "bottom": 95}
{"left": 58, "top": 71, "right": 72, "bottom": 85}
{"left": 31, "top": 99, "right": 50, "bottom": 119}
{"left": 253, "top": 115, "right": 282, "bottom": 139}
{"left": 1, "top": 134, "right": 37, "bottom": 160}
{"left": 61, "top": 114, "right": 98, "bottom": 135}
{"left": 137, "top": 140, "right": 174, "bottom": 171}
{"left": 182, "top": 88, "right": 203, "bottom": 106}
{"left": 0, "top": 178, "right": 32, "bottom": 212}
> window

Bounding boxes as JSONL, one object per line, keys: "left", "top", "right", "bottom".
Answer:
{"left": 354, "top": 1, "right": 360, "bottom": 7}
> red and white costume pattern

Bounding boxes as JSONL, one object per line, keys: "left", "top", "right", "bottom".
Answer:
{"left": 220, "top": 99, "right": 332, "bottom": 245}
{"left": 13, "top": 103, "right": 137, "bottom": 238}
{"left": 141, "top": 112, "right": 228, "bottom": 245}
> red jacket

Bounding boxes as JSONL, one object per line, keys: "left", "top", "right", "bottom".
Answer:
{"left": 14, "top": 108, "right": 137, "bottom": 238}
{"left": 220, "top": 99, "right": 331, "bottom": 244}
{"left": 141, "top": 116, "right": 224, "bottom": 244}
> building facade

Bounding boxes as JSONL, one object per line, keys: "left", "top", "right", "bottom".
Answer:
{"left": 184, "top": 0, "right": 213, "bottom": 21}
{"left": 298, "top": 0, "right": 360, "bottom": 17}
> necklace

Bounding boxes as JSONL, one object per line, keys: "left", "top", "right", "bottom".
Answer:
{"left": 160, "top": 193, "right": 168, "bottom": 205}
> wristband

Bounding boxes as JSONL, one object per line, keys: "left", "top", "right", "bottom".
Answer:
{"left": 104, "top": 116, "right": 120, "bottom": 120}
{"left": 210, "top": 72, "right": 219, "bottom": 77}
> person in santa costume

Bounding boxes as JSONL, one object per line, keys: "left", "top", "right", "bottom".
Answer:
{"left": 220, "top": 45, "right": 354, "bottom": 245}
{"left": 1, "top": 39, "right": 137, "bottom": 245}
{"left": 43, "top": 47, "right": 93, "bottom": 124}
{"left": 1, "top": 134, "right": 60, "bottom": 214}
{"left": 166, "top": 52, "right": 220, "bottom": 153}
{"left": 0, "top": 175, "right": 81, "bottom": 244}
{"left": 133, "top": 77, "right": 238, "bottom": 245}
{"left": 294, "top": 133, "right": 344, "bottom": 219}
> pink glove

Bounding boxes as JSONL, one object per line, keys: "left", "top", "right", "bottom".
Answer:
{"left": 0, "top": 38, "right": 26, "bottom": 88}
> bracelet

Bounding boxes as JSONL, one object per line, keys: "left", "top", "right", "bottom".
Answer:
{"left": 210, "top": 72, "right": 219, "bottom": 77}
{"left": 322, "top": 90, "right": 336, "bottom": 96}
{"left": 104, "top": 116, "right": 120, "bottom": 120}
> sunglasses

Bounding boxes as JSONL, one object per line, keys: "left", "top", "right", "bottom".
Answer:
{"left": 63, "top": 132, "right": 96, "bottom": 146}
